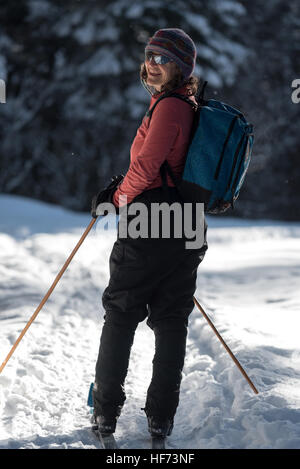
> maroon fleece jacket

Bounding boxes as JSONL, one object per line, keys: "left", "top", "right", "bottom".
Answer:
{"left": 113, "top": 86, "right": 196, "bottom": 207}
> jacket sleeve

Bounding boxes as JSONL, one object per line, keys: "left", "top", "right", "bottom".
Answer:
{"left": 113, "top": 98, "right": 181, "bottom": 207}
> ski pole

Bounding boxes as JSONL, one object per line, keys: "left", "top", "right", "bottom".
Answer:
{"left": 193, "top": 296, "right": 259, "bottom": 395}
{"left": 0, "top": 217, "right": 97, "bottom": 375}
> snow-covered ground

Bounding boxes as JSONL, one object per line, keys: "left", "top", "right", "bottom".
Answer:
{"left": 0, "top": 194, "right": 300, "bottom": 449}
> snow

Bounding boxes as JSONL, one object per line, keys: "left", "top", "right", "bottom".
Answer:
{"left": 0, "top": 194, "right": 300, "bottom": 449}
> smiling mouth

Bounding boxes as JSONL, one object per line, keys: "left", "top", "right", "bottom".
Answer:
{"left": 148, "top": 71, "right": 161, "bottom": 77}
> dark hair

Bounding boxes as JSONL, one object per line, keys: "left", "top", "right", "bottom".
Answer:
{"left": 140, "top": 62, "right": 199, "bottom": 96}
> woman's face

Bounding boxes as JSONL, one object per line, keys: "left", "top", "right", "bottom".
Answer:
{"left": 145, "top": 53, "right": 177, "bottom": 91}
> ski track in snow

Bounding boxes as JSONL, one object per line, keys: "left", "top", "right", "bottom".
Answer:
{"left": 0, "top": 195, "right": 300, "bottom": 449}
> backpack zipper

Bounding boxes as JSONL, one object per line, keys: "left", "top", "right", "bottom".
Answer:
{"left": 231, "top": 135, "right": 252, "bottom": 197}
{"left": 226, "top": 133, "right": 246, "bottom": 191}
{"left": 214, "top": 115, "right": 238, "bottom": 180}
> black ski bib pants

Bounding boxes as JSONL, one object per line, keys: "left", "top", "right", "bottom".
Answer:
{"left": 93, "top": 185, "right": 207, "bottom": 423}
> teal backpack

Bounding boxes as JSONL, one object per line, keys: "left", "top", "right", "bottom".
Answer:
{"left": 148, "top": 82, "right": 254, "bottom": 214}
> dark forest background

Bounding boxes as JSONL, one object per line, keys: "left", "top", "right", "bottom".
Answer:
{"left": 0, "top": 0, "right": 299, "bottom": 220}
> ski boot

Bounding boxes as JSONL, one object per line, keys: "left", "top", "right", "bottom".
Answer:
{"left": 145, "top": 413, "right": 174, "bottom": 449}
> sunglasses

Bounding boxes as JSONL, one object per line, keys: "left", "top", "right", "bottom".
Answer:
{"left": 145, "top": 52, "right": 173, "bottom": 65}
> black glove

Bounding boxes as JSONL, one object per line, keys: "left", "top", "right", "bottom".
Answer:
{"left": 91, "top": 174, "right": 124, "bottom": 218}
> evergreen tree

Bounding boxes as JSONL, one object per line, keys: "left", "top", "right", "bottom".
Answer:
{"left": 224, "top": 0, "right": 300, "bottom": 220}
{"left": 0, "top": 0, "right": 247, "bottom": 211}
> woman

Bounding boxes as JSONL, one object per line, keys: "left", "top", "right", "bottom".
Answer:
{"left": 91, "top": 28, "right": 208, "bottom": 441}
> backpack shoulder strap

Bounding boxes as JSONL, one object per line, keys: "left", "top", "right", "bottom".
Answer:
{"left": 146, "top": 85, "right": 209, "bottom": 201}
{"left": 160, "top": 160, "right": 186, "bottom": 203}
{"left": 146, "top": 91, "right": 197, "bottom": 122}
{"left": 161, "top": 160, "right": 178, "bottom": 185}
{"left": 196, "top": 80, "right": 208, "bottom": 104}
{"left": 146, "top": 79, "right": 209, "bottom": 121}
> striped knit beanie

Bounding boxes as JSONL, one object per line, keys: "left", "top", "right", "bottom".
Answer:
{"left": 145, "top": 28, "right": 196, "bottom": 79}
